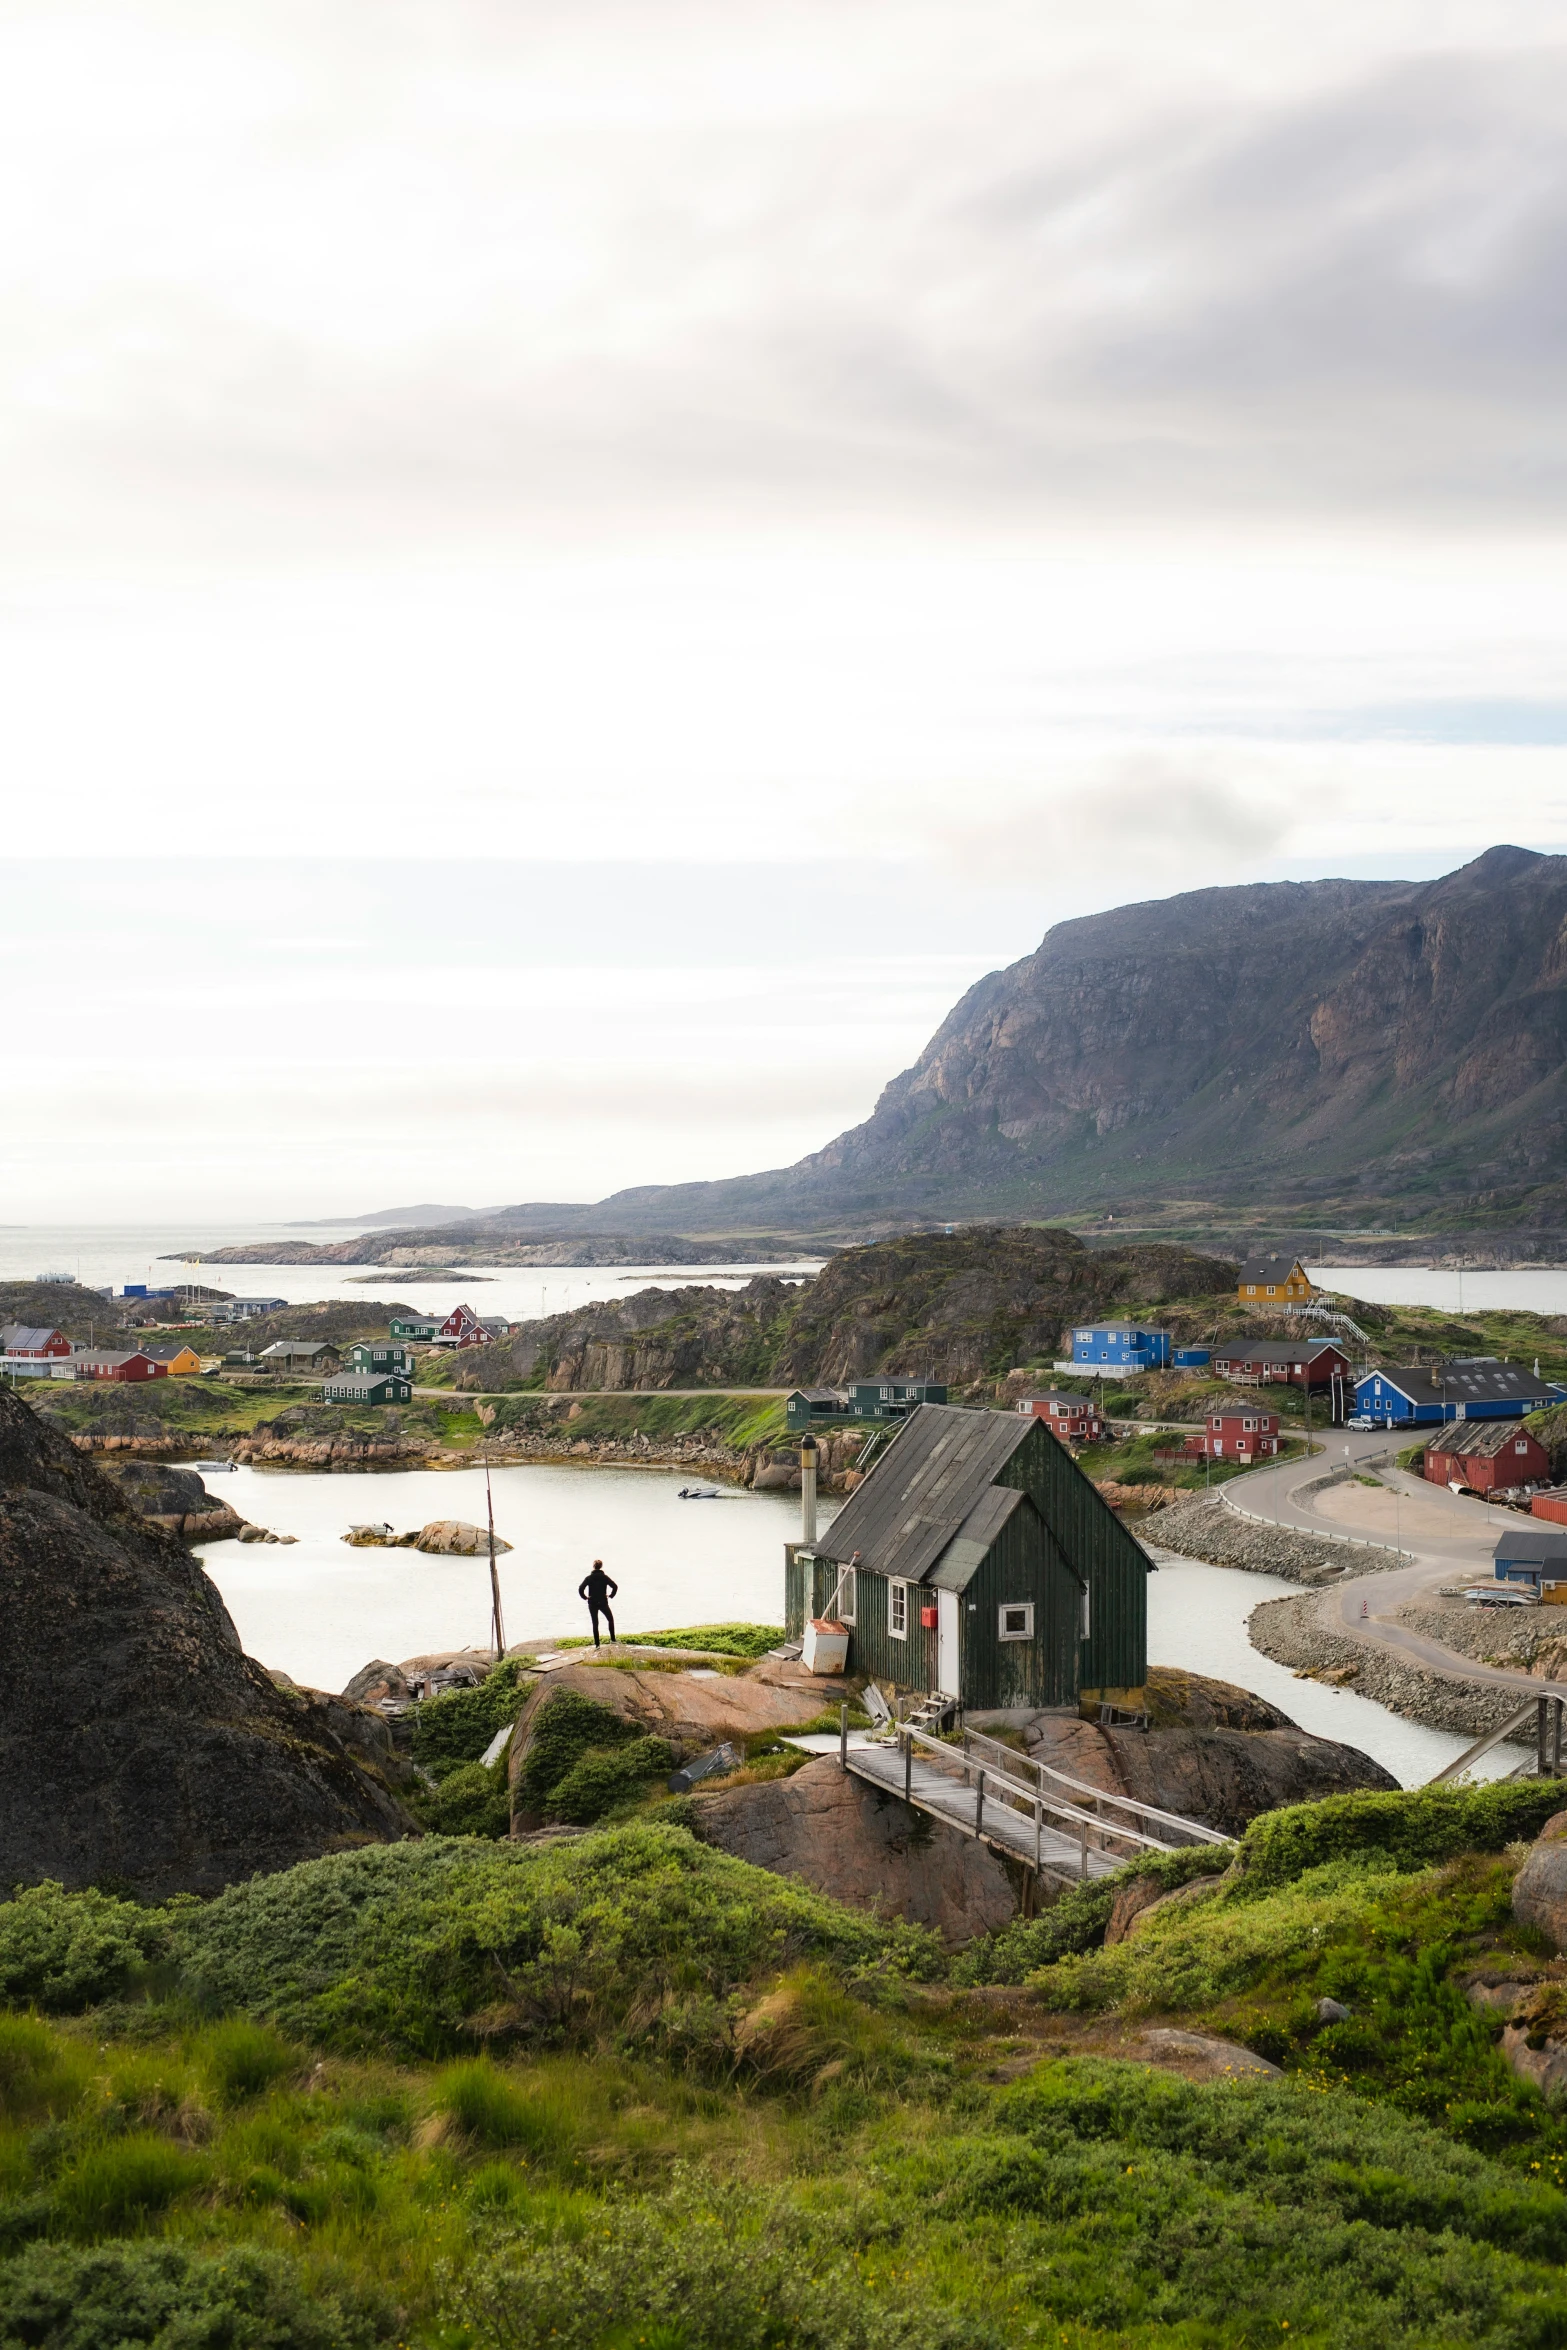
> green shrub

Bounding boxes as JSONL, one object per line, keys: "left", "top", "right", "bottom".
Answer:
{"left": 0, "top": 1883, "right": 171, "bottom": 2012}
{"left": 53, "top": 2136, "right": 207, "bottom": 2235}
{"left": 449, "top": 2168, "right": 989, "bottom": 2350}
{"left": 618, "top": 1625, "right": 783, "bottom": 1659}
{"left": 1235, "top": 1781, "right": 1567, "bottom": 1888}
{"left": 414, "top": 1760, "right": 512, "bottom": 1839}
{"left": 173, "top": 1828, "right": 941, "bottom": 2057}
{"left": 953, "top": 1845, "right": 1232, "bottom": 1985}
{"left": 546, "top": 1737, "right": 674, "bottom": 1824}
{"left": 411, "top": 1660, "right": 528, "bottom": 1780}
{"left": 0, "top": 2237, "right": 389, "bottom": 2348}
{"left": 197, "top": 2020, "right": 297, "bottom": 2108}
{"left": 0, "top": 2018, "right": 91, "bottom": 2123}
{"left": 513, "top": 1689, "right": 640, "bottom": 1815}
{"left": 431, "top": 2060, "right": 574, "bottom": 2156}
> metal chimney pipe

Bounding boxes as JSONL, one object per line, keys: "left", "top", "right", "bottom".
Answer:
{"left": 800, "top": 1436, "right": 818, "bottom": 1546}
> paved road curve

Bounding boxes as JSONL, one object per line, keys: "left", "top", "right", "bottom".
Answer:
{"left": 1223, "top": 1427, "right": 1567, "bottom": 1701}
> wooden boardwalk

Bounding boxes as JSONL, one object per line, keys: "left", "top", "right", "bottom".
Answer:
{"left": 837, "top": 1719, "right": 1230, "bottom": 1882}
{"left": 845, "top": 1741, "right": 1133, "bottom": 1880}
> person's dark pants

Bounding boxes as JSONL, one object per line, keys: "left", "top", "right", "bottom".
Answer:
{"left": 590, "top": 1602, "right": 615, "bottom": 1648}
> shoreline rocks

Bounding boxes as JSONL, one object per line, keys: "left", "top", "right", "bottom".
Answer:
{"left": 1142, "top": 1490, "right": 1403, "bottom": 1586}
{"left": 1247, "top": 1589, "right": 1536, "bottom": 1740}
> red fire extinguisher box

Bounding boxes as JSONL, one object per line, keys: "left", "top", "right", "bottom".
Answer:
{"left": 919, "top": 1603, "right": 939, "bottom": 1630}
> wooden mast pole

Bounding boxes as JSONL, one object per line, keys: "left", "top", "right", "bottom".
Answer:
{"left": 486, "top": 1464, "right": 506, "bottom": 1662}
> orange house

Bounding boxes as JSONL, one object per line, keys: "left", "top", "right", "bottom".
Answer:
{"left": 1236, "top": 1254, "right": 1315, "bottom": 1306}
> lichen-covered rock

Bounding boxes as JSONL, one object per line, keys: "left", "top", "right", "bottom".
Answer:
{"left": 1512, "top": 1811, "right": 1567, "bottom": 1951}
{"left": 691, "top": 1757, "right": 1018, "bottom": 1943}
{"left": 0, "top": 1383, "right": 413, "bottom": 1897}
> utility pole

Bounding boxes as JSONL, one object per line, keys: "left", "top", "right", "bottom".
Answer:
{"left": 485, "top": 1464, "right": 506, "bottom": 1662}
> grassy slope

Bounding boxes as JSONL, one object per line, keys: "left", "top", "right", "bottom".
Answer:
{"left": 31, "top": 1379, "right": 480, "bottom": 1449}
{"left": 10, "top": 1792, "right": 1567, "bottom": 2346}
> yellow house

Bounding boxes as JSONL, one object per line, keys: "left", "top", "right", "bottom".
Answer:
{"left": 141, "top": 1341, "right": 204, "bottom": 1375}
{"left": 1236, "top": 1254, "right": 1315, "bottom": 1306}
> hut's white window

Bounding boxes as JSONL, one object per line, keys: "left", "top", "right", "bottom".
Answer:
{"left": 998, "top": 1602, "right": 1034, "bottom": 1641}
{"left": 837, "top": 1567, "right": 857, "bottom": 1625}
{"left": 889, "top": 1580, "right": 908, "bottom": 1639}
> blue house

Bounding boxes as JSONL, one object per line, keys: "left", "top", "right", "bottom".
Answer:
{"left": 1071, "top": 1326, "right": 1171, "bottom": 1372}
{"left": 1172, "top": 1346, "right": 1210, "bottom": 1369}
{"left": 1354, "top": 1361, "right": 1561, "bottom": 1428}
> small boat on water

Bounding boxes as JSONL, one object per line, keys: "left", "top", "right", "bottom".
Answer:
{"left": 194, "top": 1459, "right": 237, "bottom": 1472}
{"left": 677, "top": 1487, "right": 726, "bottom": 1500}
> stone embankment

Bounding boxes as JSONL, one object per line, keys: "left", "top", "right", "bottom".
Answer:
{"left": 1247, "top": 1590, "right": 1533, "bottom": 1740}
{"left": 71, "top": 1430, "right": 448, "bottom": 1471}
{"left": 1144, "top": 1490, "right": 1403, "bottom": 1586}
{"left": 473, "top": 1422, "right": 865, "bottom": 1491}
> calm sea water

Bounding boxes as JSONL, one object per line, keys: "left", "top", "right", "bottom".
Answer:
{"left": 195, "top": 1460, "right": 1504, "bottom": 1788}
{"left": 1308, "top": 1264, "right": 1567, "bottom": 1316}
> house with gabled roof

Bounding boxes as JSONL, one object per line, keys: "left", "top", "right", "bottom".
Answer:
{"left": 1236, "top": 1255, "right": 1315, "bottom": 1305}
{"left": 1355, "top": 1361, "right": 1561, "bottom": 1427}
{"left": 785, "top": 1403, "right": 1150, "bottom": 1712}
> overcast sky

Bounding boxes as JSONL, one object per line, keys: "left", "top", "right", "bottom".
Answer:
{"left": 7, "top": 0, "right": 1567, "bottom": 1223}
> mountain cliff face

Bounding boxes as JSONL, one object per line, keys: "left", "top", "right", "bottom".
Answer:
{"left": 522, "top": 845, "right": 1567, "bottom": 1236}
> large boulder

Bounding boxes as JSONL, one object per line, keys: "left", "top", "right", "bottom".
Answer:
{"left": 1513, "top": 1811, "right": 1567, "bottom": 1951}
{"left": 691, "top": 1757, "right": 1019, "bottom": 1943}
{"left": 94, "top": 1459, "right": 247, "bottom": 1541}
{"left": 1015, "top": 1671, "right": 1396, "bottom": 1839}
{"left": 412, "top": 1520, "right": 513, "bottom": 1555}
{"left": 0, "top": 1383, "right": 413, "bottom": 1897}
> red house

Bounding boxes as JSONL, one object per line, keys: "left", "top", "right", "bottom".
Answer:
{"left": 1186, "top": 1406, "right": 1280, "bottom": 1462}
{"left": 1426, "top": 1422, "right": 1549, "bottom": 1495}
{"left": 1211, "top": 1339, "right": 1350, "bottom": 1390}
{"left": 434, "top": 1304, "right": 487, "bottom": 1349}
{"left": 1535, "top": 1489, "right": 1567, "bottom": 1529}
{"left": 73, "top": 1350, "right": 166, "bottom": 1383}
{"left": 1017, "top": 1392, "right": 1105, "bottom": 1443}
{"left": 0, "top": 1324, "right": 72, "bottom": 1358}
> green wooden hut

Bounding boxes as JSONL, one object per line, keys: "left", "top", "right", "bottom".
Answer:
{"left": 784, "top": 1403, "right": 1149, "bottom": 1712}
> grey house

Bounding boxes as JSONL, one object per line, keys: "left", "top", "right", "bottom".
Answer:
{"left": 784, "top": 1403, "right": 1150, "bottom": 1712}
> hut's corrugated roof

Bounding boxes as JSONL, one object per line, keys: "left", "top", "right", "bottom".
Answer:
{"left": 1429, "top": 1421, "right": 1545, "bottom": 1460}
{"left": 812, "top": 1404, "right": 1034, "bottom": 1587}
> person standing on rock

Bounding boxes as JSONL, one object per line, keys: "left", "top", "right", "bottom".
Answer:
{"left": 579, "top": 1559, "right": 618, "bottom": 1649}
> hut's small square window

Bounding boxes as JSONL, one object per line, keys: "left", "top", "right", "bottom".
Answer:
{"left": 837, "top": 1567, "right": 856, "bottom": 1625}
{"left": 889, "top": 1579, "right": 908, "bottom": 1638}
{"left": 999, "top": 1602, "right": 1034, "bottom": 1641}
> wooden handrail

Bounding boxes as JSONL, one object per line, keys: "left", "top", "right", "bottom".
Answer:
{"left": 893, "top": 1725, "right": 1184, "bottom": 1856}
{"left": 960, "top": 1724, "right": 1231, "bottom": 1845}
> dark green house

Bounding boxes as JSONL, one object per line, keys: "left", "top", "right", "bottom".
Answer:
{"left": 347, "top": 1341, "right": 415, "bottom": 1376}
{"left": 784, "top": 1403, "right": 1149, "bottom": 1712}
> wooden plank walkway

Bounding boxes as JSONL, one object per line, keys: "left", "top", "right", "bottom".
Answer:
{"left": 844, "top": 1741, "right": 1128, "bottom": 1879}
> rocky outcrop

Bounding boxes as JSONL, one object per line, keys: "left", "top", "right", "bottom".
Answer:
{"left": 468, "top": 1226, "right": 1233, "bottom": 1395}
{"left": 0, "top": 1384, "right": 413, "bottom": 1897}
{"left": 506, "top": 1661, "right": 852, "bottom": 1829}
{"left": 1018, "top": 1701, "right": 1396, "bottom": 1838}
{"left": 95, "top": 1459, "right": 249, "bottom": 1542}
{"left": 691, "top": 1757, "right": 1019, "bottom": 1942}
{"left": 1513, "top": 1812, "right": 1567, "bottom": 1951}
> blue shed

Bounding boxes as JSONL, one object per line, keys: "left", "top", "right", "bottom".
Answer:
{"left": 1172, "top": 1347, "right": 1210, "bottom": 1369}
{"left": 1493, "top": 1527, "right": 1567, "bottom": 1593}
{"left": 1353, "top": 1361, "right": 1561, "bottom": 1428}
{"left": 1071, "top": 1326, "right": 1171, "bottom": 1372}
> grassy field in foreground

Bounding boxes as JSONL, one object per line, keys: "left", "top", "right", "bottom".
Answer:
{"left": 10, "top": 1786, "right": 1567, "bottom": 2345}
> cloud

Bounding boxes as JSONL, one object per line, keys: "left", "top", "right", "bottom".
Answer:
{"left": 1, "top": 7, "right": 1566, "bottom": 564}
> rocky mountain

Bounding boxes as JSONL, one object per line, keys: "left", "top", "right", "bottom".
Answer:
{"left": 449, "top": 1227, "right": 1233, "bottom": 1393}
{"left": 0, "top": 1384, "right": 411, "bottom": 1896}
{"left": 443, "top": 846, "right": 1567, "bottom": 1241}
